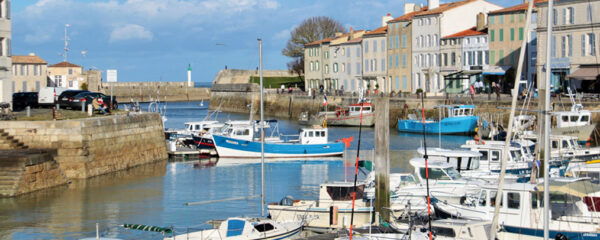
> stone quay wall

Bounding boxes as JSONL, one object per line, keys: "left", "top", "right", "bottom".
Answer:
{"left": 17, "top": 159, "right": 68, "bottom": 196}
{"left": 0, "top": 113, "right": 167, "bottom": 179}
{"left": 100, "top": 82, "right": 210, "bottom": 102}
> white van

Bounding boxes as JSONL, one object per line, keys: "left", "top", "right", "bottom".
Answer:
{"left": 38, "top": 87, "right": 67, "bottom": 107}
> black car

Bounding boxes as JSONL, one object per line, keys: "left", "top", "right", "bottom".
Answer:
{"left": 12, "top": 92, "right": 38, "bottom": 110}
{"left": 57, "top": 90, "right": 89, "bottom": 110}
{"left": 70, "top": 92, "right": 118, "bottom": 110}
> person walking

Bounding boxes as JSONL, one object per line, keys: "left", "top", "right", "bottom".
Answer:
{"left": 469, "top": 84, "right": 475, "bottom": 101}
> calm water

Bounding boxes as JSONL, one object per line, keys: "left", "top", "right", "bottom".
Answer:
{"left": 0, "top": 101, "right": 471, "bottom": 239}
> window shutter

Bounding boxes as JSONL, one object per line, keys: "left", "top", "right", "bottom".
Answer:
{"left": 582, "top": 34, "right": 586, "bottom": 56}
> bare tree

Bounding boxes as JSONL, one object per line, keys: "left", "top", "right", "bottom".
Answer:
{"left": 282, "top": 16, "right": 346, "bottom": 83}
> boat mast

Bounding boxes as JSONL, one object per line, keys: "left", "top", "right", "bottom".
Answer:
{"left": 259, "top": 38, "right": 265, "bottom": 218}
{"left": 543, "top": 0, "right": 553, "bottom": 238}
{"left": 489, "top": 1, "right": 535, "bottom": 239}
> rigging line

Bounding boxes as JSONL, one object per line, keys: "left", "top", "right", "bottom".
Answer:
{"left": 349, "top": 101, "right": 365, "bottom": 240}
{"left": 419, "top": 93, "right": 432, "bottom": 240}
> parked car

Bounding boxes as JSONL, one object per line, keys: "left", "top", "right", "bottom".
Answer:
{"left": 38, "top": 87, "right": 68, "bottom": 107}
{"left": 57, "top": 90, "right": 89, "bottom": 109}
{"left": 69, "top": 92, "right": 118, "bottom": 110}
{"left": 12, "top": 92, "right": 39, "bottom": 110}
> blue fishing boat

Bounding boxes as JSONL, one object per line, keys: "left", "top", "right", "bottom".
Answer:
{"left": 212, "top": 125, "right": 344, "bottom": 158}
{"left": 397, "top": 105, "right": 478, "bottom": 135}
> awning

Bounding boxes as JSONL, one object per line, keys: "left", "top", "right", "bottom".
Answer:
{"left": 482, "top": 66, "right": 511, "bottom": 76}
{"left": 567, "top": 66, "right": 600, "bottom": 80}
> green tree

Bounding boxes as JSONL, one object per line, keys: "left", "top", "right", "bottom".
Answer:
{"left": 282, "top": 16, "right": 346, "bottom": 78}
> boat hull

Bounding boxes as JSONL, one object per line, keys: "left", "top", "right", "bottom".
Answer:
{"left": 503, "top": 225, "right": 600, "bottom": 240}
{"left": 268, "top": 203, "right": 374, "bottom": 232}
{"left": 397, "top": 116, "right": 479, "bottom": 135}
{"left": 552, "top": 124, "right": 596, "bottom": 143}
{"left": 308, "top": 113, "right": 375, "bottom": 127}
{"left": 212, "top": 135, "right": 344, "bottom": 158}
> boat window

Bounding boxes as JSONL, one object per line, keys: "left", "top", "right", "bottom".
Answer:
{"left": 309, "top": 131, "right": 314, "bottom": 137}
{"left": 364, "top": 107, "right": 371, "bottom": 112}
{"left": 479, "top": 151, "right": 489, "bottom": 161}
{"left": 254, "top": 223, "right": 275, "bottom": 232}
{"left": 581, "top": 115, "right": 590, "bottom": 122}
{"left": 490, "top": 191, "right": 503, "bottom": 207}
{"left": 479, "top": 190, "right": 487, "bottom": 206}
{"left": 570, "top": 115, "right": 579, "bottom": 122}
{"left": 322, "top": 131, "right": 326, "bottom": 137}
{"left": 531, "top": 192, "right": 542, "bottom": 209}
{"left": 432, "top": 226, "right": 456, "bottom": 238}
{"left": 570, "top": 140, "right": 580, "bottom": 149}
{"left": 445, "top": 167, "right": 461, "bottom": 180}
{"left": 491, "top": 151, "right": 500, "bottom": 161}
{"left": 400, "top": 175, "right": 416, "bottom": 184}
{"left": 562, "top": 140, "right": 569, "bottom": 149}
{"left": 235, "top": 129, "right": 250, "bottom": 136}
{"left": 507, "top": 192, "right": 520, "bottom": 209}
{"left": 226, "top": 219, "right": 246, "bottom": 237}
{"left": 185, "top": 124, "right": 191, "bottom": 130}
{"left": 510, "top": 150, "right": 522, "bottom": 162}
{"left": 326, "top": 185, "right": 364, "bottom": 200}
{"left": 551, "top": 140, "right": 558, "bottom": 149}
{"left": 561, "top": 116, "right": 569, "bottom": 122}
{"left": 419, "top": 168, "right": 450, "bottom": 180}
{"left": 195, "top": 125, "right": 201, "bottom": 130}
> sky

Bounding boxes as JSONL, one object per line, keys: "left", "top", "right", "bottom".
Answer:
{"left": 12, "top": 0, "right": 523, "bottom": 83}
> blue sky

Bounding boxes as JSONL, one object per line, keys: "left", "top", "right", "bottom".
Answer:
{"left": 12, "top": 0, "right": 523, "bottom": 83}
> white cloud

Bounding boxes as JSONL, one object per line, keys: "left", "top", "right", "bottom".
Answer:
{"left": 109, "top": 24, "right": 154, "bottom": 43}
{"left": 274, "top": 28, "right": 291, "bottom": 40}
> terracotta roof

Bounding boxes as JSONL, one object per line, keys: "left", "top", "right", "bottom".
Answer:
{"left": 489, "top": 0, "right": 543, "bottom": 14}
{"left": 11, "top": 55, "right": 47, "bottom": 64}
{"left": 48, "top": 61, "right": 82, "bottom": 68}
{"left": 388, "top": 7, "right": 429, "bottom": 23}
{"left": 345, "top": 37, "right": 363, "bottom": 44}
{"left": 305, "top": 37, "right": 335, "bottom": 47}
{"left": 415, "top": 0, "right": 471, "bottom": 17}
{"left": 442, "top": 27, "right": 487, "bottom": 39}
{"left": 363, "top": 26, "right": 388, "bottom": 36}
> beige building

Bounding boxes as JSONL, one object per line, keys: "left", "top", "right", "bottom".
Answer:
{"left": 0, "top": 0, "right": 11, "bottom": 104}
{"left": 48, "top": 61, "right": 84, "bottom": 90}
{"left": 11, "top": 54, "right": 47, "bottom": 92}
{"left": 362, "top": 24, "right": 388, "bottom": 93}
{"left": 304, "top": 38, "right": 333, "bottom": 91}
{"left": 387, "top": 4, "right": 423, "bottom": 94}
{"left": 537, "top": 0, "right": 600, "bottom": 93}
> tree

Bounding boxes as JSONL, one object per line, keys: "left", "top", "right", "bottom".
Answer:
{"left": 282, "top": 16, "right": 346, "bottom": 79}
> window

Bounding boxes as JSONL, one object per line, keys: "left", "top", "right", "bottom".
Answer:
{"left": 365, "top": 60, "right": 368, "bottom": 72}
{"left": 519, "top": 27, "right": 524, "bottom": 41}
{"left": 341, "top": 48, "right": 345, "bottom": 56}
{"left": 490, "top": 30, "right": 495, "bottom": 42}
{"left": 389, "top": 55, "right": 393, "bottom": 69}
{"left": 35, "top": 81, "right": 40, "bottom": 91}
{"left": 485, "top": 50, "right": 489, "bottom": 65}
{"left": 499, "top": 15, "right": 504, "bottom": 24}
{"left": 402, "top": 54, "right": 406, "bottom": 68}
{"left": 365, "top": 41, "right": 369, "bottom": 53}
{"left": 419, "top": 35, "right": 424, "bottom": 48}
{"left": 499, "top": 29, "right": 504, "bottom": 42}
{"left": 519, "top": 13, "right": 524, "bottom": 22}
{"left": 324, "top": 50, "right": 329, "bottom": 59}
{"left": 553, "top": 9, "right": 558, "bottom": 25}
{"left": 419, "top": 168, "right": 450, "bottom": 180}
{"left": 507, "top": 192, "right": 520, "bottom": 209}
{"left": 333, "top": 63, "right": 338, "bottom": 73}
{"left": 381, "top": 39, "right": 385, "bottom": 52}
{"left": 373, "top": 40, "right": 377, "bottom": 52}
{"left": 479, "top": 190, "right": 488, "bottom": 206}
{"left": 566, "top": 7, "right": 574, "bottom": 24}
{"left": 356, "top": 47, "right": 360, "bottom": 57}
{"left": 396, "top": 35, "right": 399, "bottom": 49}
{"left": 347, "top": 47, "right": 351, "bottom": 58}
{"left": 551, "top": 36, "right": 556, "bottom": 57}
{"left": 381, "top": 58, "right": 385, "bottom": 71}
{"left": 340, "top": 63, "right": 345, "bottom": 73}
{"left": 389, "top": 36, "right": 393, "bottom": 49}
{"left": 490, "top": 191, "right": 503, "bottom": 207}
{"left": 588, "top": 4, "right": 593, "bottom": 23}
{"left": 510, "top": 13, "right": 515, "bottom": 23}
{"left": 22, "top": 81, "right": 27, "bottom": 91}
{"left": 374, "top": 59, "right": 377, "bottom": 71}
{"left": 433, "top": 34, "right": 438, "bottom": 46}
{"left": 489, "top": 16, "right": 495, "bottom": 25}
{"left": 490, "top": 50, "right": 495, "bottom": 64}
{"left": 325, "top": 64, "right": 329, "bottom": 74}
{"left": 316, "top": 61, "right": 320, "bottom": 71}
{"left": 0, "top": 38, "right": 3, "bottom": 56}
{"left": 477, "top": 51, "right": 483, "bottom": 66}
{"left": 310, "top": 61, "right": 314, "bottom": 71}
{"left": 402, "top": 34, "right": 407, "bottom": 48}
{"left": 402, "top": 76, "right": 407, "bottom": 89}
{"left": 510, "top": 28, "right": 515, "bottom": 41}
{"left": 427, "top": 35, "right": 432, "bottom": 47}
{"left": 582, "top": 33, "right": 596, "bottom": 56}
{"left": 451, "top": 52, "right": 456, "bottom": 66}
{"left": 563, "top": 35, "right": 572, "bottom": 57}
{"left": 491, "top": 150, "right": 500, "bottom": 161}
{"left": 33, "top": 65, "right": 38, "bottom": 76}
{"left": 499, "top": 49, "right": 504, "bottom": 64}
{"left": 68, "top": 80, "right": 73, "bottom": 88}
{"left": 395, "top": 54, "right": 399, "bottom": 68}
{"left": 19, "top": 65, "right": 23, "bottom": 75}
{"left": 356, "top": 63, "right": 360, "bottom": 75}
{"left": 395, "top": 76, "right": 400, "bottom": 89}
{"left": 347, "top": 63, "right": 351, "bottom": 75}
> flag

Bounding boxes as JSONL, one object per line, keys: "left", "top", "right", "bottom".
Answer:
{"left": 323, "top": 95, "right": 327, "bottom": 106}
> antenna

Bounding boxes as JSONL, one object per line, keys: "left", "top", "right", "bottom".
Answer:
{"left": 64, "top": 24, "right": 71, "bottom": 62}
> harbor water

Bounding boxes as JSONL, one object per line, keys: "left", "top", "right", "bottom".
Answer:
{"left": 0, "top": 101, "right": 472, "bottom": 239}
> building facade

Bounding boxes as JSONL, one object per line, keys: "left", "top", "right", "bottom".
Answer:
{"left": 488, "top": 1, "right": 539, "bottom": 92}
{"left": 387, "top": 5, "right": 423, "bottom": 94}
{"left": 536, "top": 0, "right": 600, "bottom": 93}
{"left": 48, "top": 61, "right": 84, "bottom": 90}
{"left": 0, "top": 0, "right": 11, "bottom": 105}
{"left": 11, "top": 54, "right": 47, "bottom": 92}
{"left": 362, "top": 25, "right": 388, "bottom": 93}
{"left": 304, "top": 38, "right": 333, "bottom": 91}
{"left": 412, "top": 0, "right": 501, "bottom": 95}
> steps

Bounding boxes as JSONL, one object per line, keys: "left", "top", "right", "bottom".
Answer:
{"left": 0, "top": 158, "right": 24, "bottom": 197}
{"left": 0, "top": 129, "right": 28, "bottom": 150}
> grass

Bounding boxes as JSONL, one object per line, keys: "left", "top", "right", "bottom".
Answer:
{"left": 249, "top": 76, "right": 304, "bottom": 89}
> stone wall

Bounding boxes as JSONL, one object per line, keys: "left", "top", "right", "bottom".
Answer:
{"left": 100, "top": 82, "right": 210, "bottom": 102}
{"left": 0, "top": 113, "right": 167, "bottom": 179}
{"left": 16, "top": 160, "right": 68, "bottom": 196}
{"left": 212, "top": 69, "right": 295, "bottom": 85}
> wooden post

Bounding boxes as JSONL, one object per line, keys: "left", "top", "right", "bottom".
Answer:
{"left": 374, "top": 97, "right": 390, "bottom": 222}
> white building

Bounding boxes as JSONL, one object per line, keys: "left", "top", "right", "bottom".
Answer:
{"left": 0, "top": 0, "right": 11, "bottom": 105}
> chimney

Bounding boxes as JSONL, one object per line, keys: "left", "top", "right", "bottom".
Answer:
{"left": 476, "top": 12, "right": 486, "bottom": 31}
{"left": 382, "top": 13, "right": 393, "bottom": 26}
{"left": 428, "top": 0, "right": 439, "bottom": 10}
{"left": 28, "top": 53, "right": 35, "bottom": 56}
{"left": 404, "top": 3, "right": 416, "bottom": 14}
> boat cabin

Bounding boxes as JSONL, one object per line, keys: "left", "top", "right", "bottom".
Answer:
{"left": 184, "top": 121, "right": 220, "bottom": 133}
{"left": 436, "top": 105, "right": 476, "bottom": 118}
{"left": 319, "top": 182, "right": 366, "bottom": 203}
{"left": 299, "top": 126, "right": 328, "bottom": 144}
{"left": 336, "top": 103, "right": 373, "bottom": 117}
{"left": 461, "top": 140, "right": 533, "bottom": 173}
{"left": 417, "top": 147, "right": 482, "bottom": 172}
{"left": 409, "top": 158, "right": 463, "bottom": 183}
{"left": 219, "top": 124, "right": 254, "bottom": 141}
{"left": 554, "top": 104, "right": 592, "bottom": 128}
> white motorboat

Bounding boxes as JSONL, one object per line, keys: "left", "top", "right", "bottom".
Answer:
{"left": 551, "top": 100, "right": 596, "bottom": 144}
{"left": 164, "top": 217, "right": 303, "bottom": 240}
{"left": 460, "top": 139, "right": 535, "bottom": 179}
{"left": 434, "top": 180, "right": 600, "bottom": 239}
{"left": 268, "top": 181, "right": 377, "bottom": 233}
{"left": 522, "top": 134, "right": 600, "bottom": 162}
